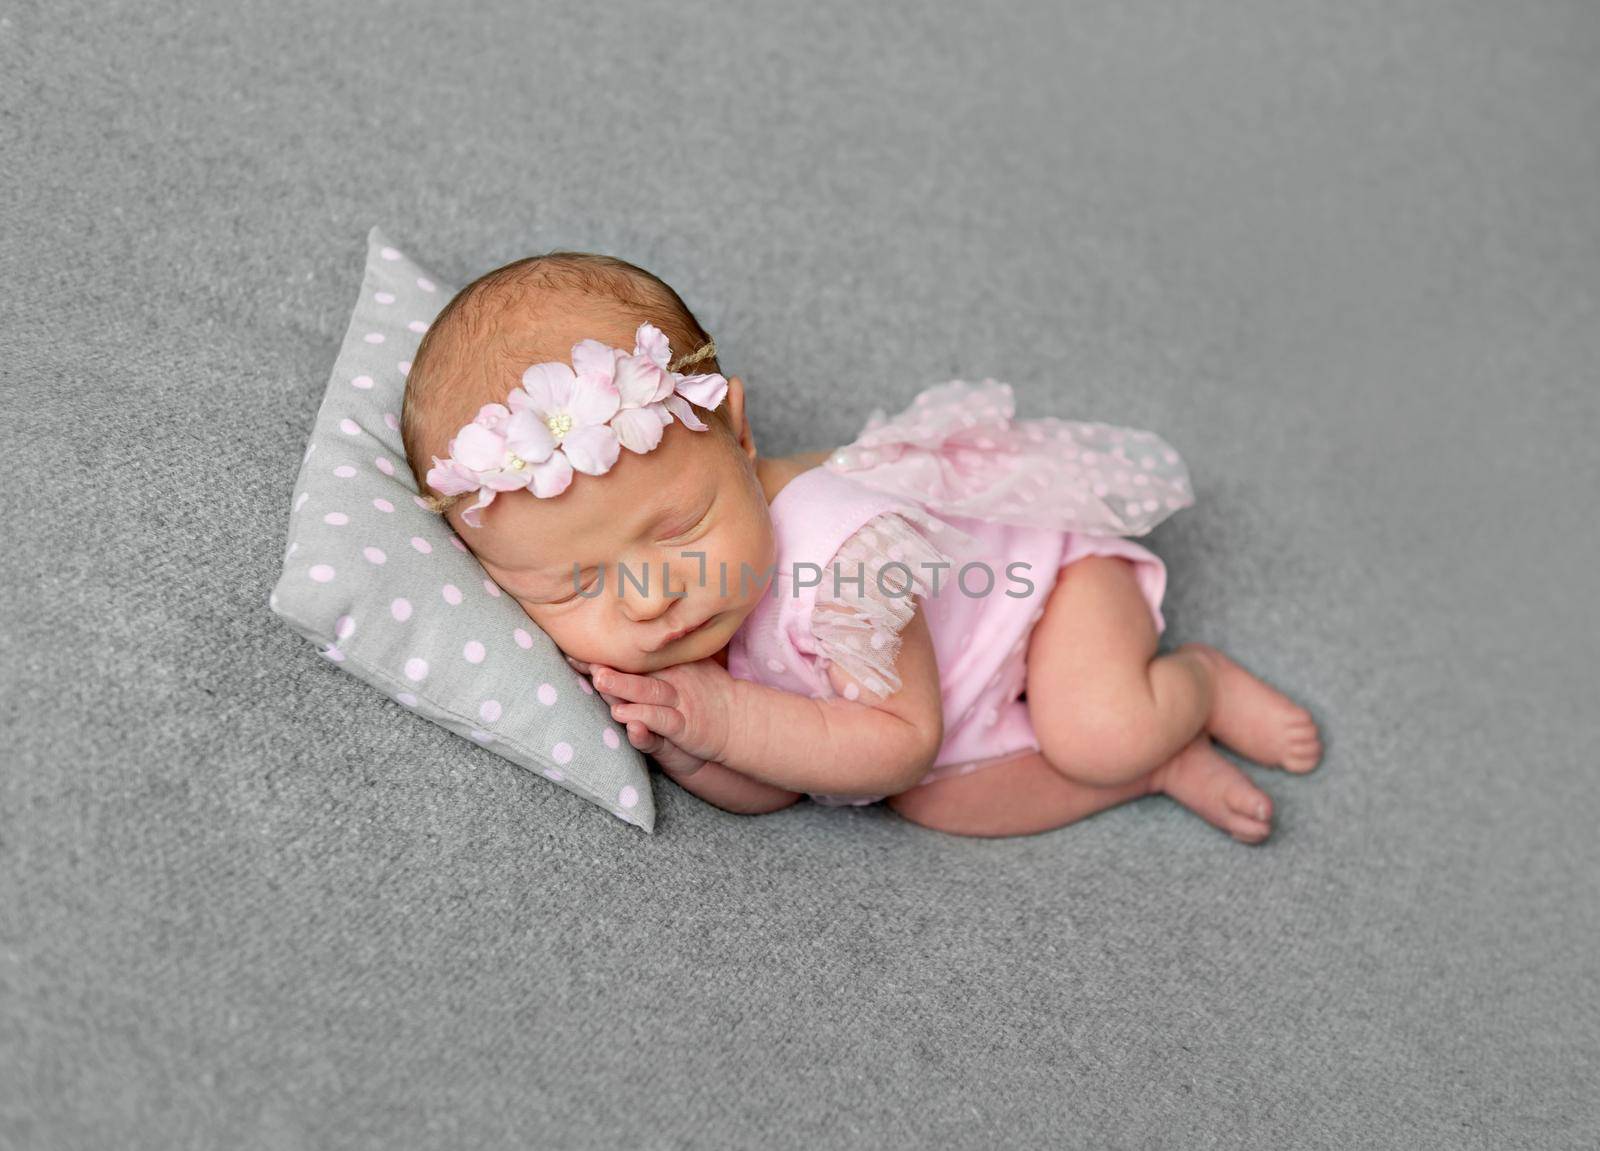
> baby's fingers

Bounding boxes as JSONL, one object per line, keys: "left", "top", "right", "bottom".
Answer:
{"left": 610, "top": 701, "right": 684, "bottom": 739}
{"left": 592, "top": 665, "right": 679, "bottom": 707}
{"left": 625, "top": 721, "right": 662, "bottom": 753}
{"left": 563, "top": 656, "right": 623, "bottom": 707}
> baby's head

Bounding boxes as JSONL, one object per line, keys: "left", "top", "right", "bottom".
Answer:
{"left": 401, "top": 252, "right": 777, "bottom": 675}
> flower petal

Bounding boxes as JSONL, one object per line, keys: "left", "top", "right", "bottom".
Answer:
{"left": 482, "top": 468, "right": 534, "bottom": 491}
{"left": 504, "top": 410, "right": 557, "bottom": 462}
{"left": 650, "top": 369, "right": 676, "bottom": 404}
{"left": 566, "top": 375, "right": 622, "bottom": 427}
{"left": 427, "top": 456, "right": 480, "bottom": 495}
{"left": 571, "top": 339, "right": 621, "bottom": 382}
{"left": 612, "top": 354, "right": 665, "bottom": 408}
{"left": 611, "top": 405, "right": 667, "bottom": 454}
{"left": 520, "top": 361, "right": 577, "bottom": 417}
{"left": 471, "top": 402, "right": 511, "bottom": 429}
{"left": 661, "top": 394, "right": 708, "bottom": 432}
{"left": 634, "top": 322, "right": 671, "bottom": 369}
{"left": 453, "top": 422, "right": 507, "bottom": 472}
{"left": 673, "top": 372, "right": 728, "bottom": 410}
{"left": 460, "top": 487, "right": 497, "bottom": 528}
{"left": 529, "top": 451, "right": 574, "bottom": 499}
{"left": 560, "top": 423, "right": 622, "bottom": 475}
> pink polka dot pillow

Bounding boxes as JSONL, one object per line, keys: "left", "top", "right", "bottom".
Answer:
{"left": 269, "top": 227, "right": 654, "bottom": 831}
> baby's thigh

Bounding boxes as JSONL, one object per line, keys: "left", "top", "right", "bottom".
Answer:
{"left": 1030, "top": 553, "right": 1158, "bottom": 678}
{"left": 1025, "top": 556, "right": 1159, "bottom": 703}
{"left": 886, "top": 751, "right": 1065, "bottom": 837}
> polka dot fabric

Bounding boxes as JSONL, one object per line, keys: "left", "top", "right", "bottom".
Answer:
{"left": 826, "top": 379, "right": 1194, "bottom": 537}
{"left": 268, "top": 228, "right": 655, "bottom": 832}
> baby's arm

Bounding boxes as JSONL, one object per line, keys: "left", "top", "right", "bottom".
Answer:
{"left": 590, "top": 603, "right": 944, "bottom": 800}
{"left": 622, "top": 723, "right": 802, "bottom": 815}
{"left": 588, "top": 601, "right": 940, "bottom": 800}
{"left": 653, "top": 757, "right": 803, "bottom": 815}
{"left": 717, "top": 605, "right": 944, "bottom": 798}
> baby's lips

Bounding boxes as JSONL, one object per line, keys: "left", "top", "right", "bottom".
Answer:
{"left": 564, "top": 654, "right": 591, "bottom": 674}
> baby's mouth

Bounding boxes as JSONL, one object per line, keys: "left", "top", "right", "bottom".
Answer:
{"left": 659, "top": 611, "right": 719, "bottom": 647}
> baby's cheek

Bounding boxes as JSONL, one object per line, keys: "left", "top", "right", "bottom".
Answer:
{"left": 696, "top": 538, "right": 770, "bottom": 603}
{"left": 536, "top": 609, "right": 630, "bottom": 670}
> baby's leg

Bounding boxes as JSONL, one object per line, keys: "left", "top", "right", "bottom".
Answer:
{"left": 1176, "top": 644, "right": 1323, "bottom": 774}
{"left": 1026, "top": 556, "right": 1212, "bottom": 786}
{"left": 885, "top": 737, "right": 1271, "bottom": 842}
{"left": 886, "top": 750, "right": 1150, "bottom": 837}
{"left": 1147, "top": 733, "right": 1273, "bottom": 843}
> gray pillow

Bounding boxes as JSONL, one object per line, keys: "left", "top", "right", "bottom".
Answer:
{"left": 269, "top": 227, "right": 655, "bottom": 831}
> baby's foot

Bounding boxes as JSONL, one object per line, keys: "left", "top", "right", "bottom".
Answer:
{"left": 1148, "top": 735, "right": 1273, "bottom": 844}
{"left": 1180, "top": 643, "right": 1322, "bottom": 774}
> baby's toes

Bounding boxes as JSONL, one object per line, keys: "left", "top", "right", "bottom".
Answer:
{"left": 1225, "top": 781, "right": 1273, "bottom": 826}
{"left": 1230, "top": 818, "right": 1273, "bottom": 845}
{"left": 1282, "top": 740, "right": 1321, "bottom": 774}
{"left": 1223, "top": 780, "right": 1273, "bottom": 843}
{"left": 1281, "top": 712, "right": 1322, "bottom": 773}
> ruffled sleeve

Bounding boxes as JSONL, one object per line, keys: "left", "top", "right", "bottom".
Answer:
{"left": 809, "top": 508, "right": 957, "bottom": 702}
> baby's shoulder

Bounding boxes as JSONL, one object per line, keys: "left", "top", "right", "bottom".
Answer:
{"left": 761, "top": 450, "right": 835, "bottom": 505}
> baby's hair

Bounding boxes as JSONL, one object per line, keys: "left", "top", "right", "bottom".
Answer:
{"left": 402, "top": 250, "right": 730, "bottom": 519}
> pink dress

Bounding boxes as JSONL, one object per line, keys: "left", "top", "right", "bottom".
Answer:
{"left": 725, "top": 380, "right": 1194, "bottom": 807}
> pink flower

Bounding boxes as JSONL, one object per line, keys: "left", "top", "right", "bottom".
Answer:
{"left": 578, "top": 338, "right": 671, "bottom": 454}
{"left": 514, "top": 359, "right": 623, "bottom": 484}
{"left": 666, "top": 371, "right": 730, "bottom": 427}
{"left": 575, "top": 322, "right": 730, "bottom": 451}
{"left": 423, "top": 323, "right": 728, "bottom": 527}
{"left": 427, "top": 402, "right": 562, "bottom": 527}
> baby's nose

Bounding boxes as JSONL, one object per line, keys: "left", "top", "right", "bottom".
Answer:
{"left": 616, "top": 561, "right": 689, "bottom": 622}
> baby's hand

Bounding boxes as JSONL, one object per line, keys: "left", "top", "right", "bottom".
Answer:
{"left": 567, "top": 657, "right": 708, "bottom": 777}
{"left": 568, "top": 655, "right": 739, "bottom": 764}
{"left": 630, "top": 729, "right": 709, "bottom": 778}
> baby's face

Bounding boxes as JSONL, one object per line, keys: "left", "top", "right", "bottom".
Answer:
{"left": 448, "top": 416, "right": 776, "bottom": 675}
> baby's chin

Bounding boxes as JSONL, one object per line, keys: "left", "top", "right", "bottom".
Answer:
{"left": 649, "top": 612, "right": 732, "bottom": 666}
{"left": 620, "top": 607, "right": 742, "bottom": 673}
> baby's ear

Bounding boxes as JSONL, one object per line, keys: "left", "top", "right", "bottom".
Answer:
{"left": 724, "top": 375, "right": 756, "bottom": 461}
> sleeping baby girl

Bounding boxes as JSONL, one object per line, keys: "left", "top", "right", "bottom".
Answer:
{"left": 400, "top": 252, "right": 1322, "bottom": 840}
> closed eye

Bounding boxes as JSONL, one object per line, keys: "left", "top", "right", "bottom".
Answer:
{"left": 543, "top": 567, "right": 601, "bottom": 605}
{"left": 658, "top": 499, "right": 714, "bottom": 545}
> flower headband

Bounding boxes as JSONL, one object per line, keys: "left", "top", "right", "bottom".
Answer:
{"left": 423, "top": 322, "right": 727, "bottom": 528}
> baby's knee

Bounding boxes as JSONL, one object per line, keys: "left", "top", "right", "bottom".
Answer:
{"left": 1036, "top": 696, "right": 1168, "bottom": 783}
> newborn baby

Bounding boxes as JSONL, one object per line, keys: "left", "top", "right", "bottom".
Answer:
{"left": 401, "top": 251, "right": 1322, "bottom": 840}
